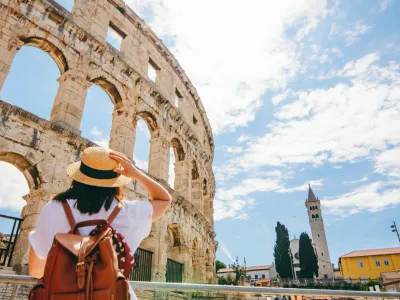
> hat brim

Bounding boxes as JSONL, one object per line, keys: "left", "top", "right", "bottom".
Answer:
{"left": 67, "top": 162, "right": 131, "bottom": 187}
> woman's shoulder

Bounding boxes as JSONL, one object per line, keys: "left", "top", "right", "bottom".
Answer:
{"left": 121, "top": 199, "right": 153, "bottom": 216}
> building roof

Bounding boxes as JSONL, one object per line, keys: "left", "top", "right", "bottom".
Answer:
{"left": 381, "top": 271, "right": 400, "bottom": 286}
{"left": 307, "top": 184, "right": 318, "bottom": 202}
{"left": 218, "top": 265, "right": 273, "bottom": 273}
{"left": 340, "top": 247, "right": 400, "bottom": 259}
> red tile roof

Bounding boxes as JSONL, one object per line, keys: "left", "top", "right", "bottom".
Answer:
{"left": 218, "top": 265, "right": 273, "bottom": 273}
{"left": 340, "top": 247, "right": 400, "bottom": 258}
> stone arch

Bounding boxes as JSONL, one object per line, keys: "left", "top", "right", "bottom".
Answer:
{"left": 202, "top": 178, "right": 208, "bottom": 196}
{"left": 18, "top": 36, "right": 69, "bottom": 74}
{"left": 171, "top": 138, "right": 185, "bottom": 161}
{"left": 0, "top": 152, "right": 40, "bottom": 189}
{"left": 136, "top": 111, "right": 160, "bottom": 138}
{"left": 90, "top": 77, "right": 123, "bottom": 108}
{"left": 168, "top": 223, "right": 183, "bottom": 247}
{"left": 191, "top": 160, "right": 199, "bottom": 180}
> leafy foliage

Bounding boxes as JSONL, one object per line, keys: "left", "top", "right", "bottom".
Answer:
{"left": 299, "top": 232, "right": 319, "bottom": 278}
{"left": 273, "top": 222, "right": 292, "bottom": 278}
{"left": 216, "top": 260, "right": 227, "bottom": 272}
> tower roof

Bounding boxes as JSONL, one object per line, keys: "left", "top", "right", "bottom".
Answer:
{"left": 307, "top": 184, "right": 318, "bottom": 202}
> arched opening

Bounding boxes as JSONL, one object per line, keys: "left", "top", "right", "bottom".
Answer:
{"left": 80, "top": 84, "right": 114, "bottom": 148}
{"left": 169, "top": 138, "right": 185, "bottom": 189}
{"left": 0, "top": 154, "right": 32, "bottom": 266}
{"left": 1, "top": 45, "right": 61, "bottom": 120}
{"left": 191, "top": 160, "right": 202, "bottom": 212}
{"left": 191, "top": 160, "right": 199, "bottom": 180}
{"left": 133, "top": 116, "right": 152, "bottom": 172}
{"left": 312, "top": 214, "right": 315, "bottom": 220}
{"left": 315, "top": 214, "right": 320, "bottom": 220}
{"left": 203, "top": 178, "right": 208, "bottom": 196}
{"left": 166, "top": 224, "right": 185, "bottom": 283}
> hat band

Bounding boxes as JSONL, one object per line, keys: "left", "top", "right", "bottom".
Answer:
{"left": 80, "top": 162, "right": 120, "bottom": 179}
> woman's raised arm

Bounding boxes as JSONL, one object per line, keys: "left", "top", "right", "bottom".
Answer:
{"left": 109, "top": 151, "right": 172, "bottom": 222}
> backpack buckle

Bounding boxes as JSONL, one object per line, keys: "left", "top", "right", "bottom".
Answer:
{"left": 76, "top": 262, "right": 86, "bottom": 271}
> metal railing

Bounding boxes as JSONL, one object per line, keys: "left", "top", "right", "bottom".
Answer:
{"left": 1, "top": 274, "right": 400, "bottom": 299}
{"left": 0, "top": 215, "right": 23, "bottom": 267}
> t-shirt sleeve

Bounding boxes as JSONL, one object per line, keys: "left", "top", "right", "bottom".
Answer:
{"left": 28, "top": 201, "right": 56, "bottom": 260}
{"left": 132, "top": 200, "right": 153, "bottom": 241}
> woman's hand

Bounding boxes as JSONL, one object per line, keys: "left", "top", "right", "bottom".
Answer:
{"left": 109, "top": 150, "right": 140, "bottom": 179}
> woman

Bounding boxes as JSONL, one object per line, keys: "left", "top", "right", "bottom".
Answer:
{"left": 28, "top": 146, "right": 172, "bottom": 299}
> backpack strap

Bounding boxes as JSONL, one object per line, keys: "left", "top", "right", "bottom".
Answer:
{"left": 107, "top": 202, "right": 123, "bottom": 224}
{"left": 61, "top": 201, "right": 76, "bottom": 230}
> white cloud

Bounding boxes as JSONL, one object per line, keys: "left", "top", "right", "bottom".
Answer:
{"left": 134, "top": 157, "right": 148, "bottom": 172}
{"left": 319, "top": 54, "right": 329, "bottom": 64}
{"left": 322, "top": 181, "right": 400, "bottom": 216}
{"left": 374, "top": 147, "right": 400, "bottom": 178}
{"left": 0, "top": 162, "right": 29, "bottom": 212}
{"left": 220, "top": 242, "right": 235, "bottom": 262}
{"left": 277, "top": 179, "right": 324, "bottom": 193}
{"left": 127, "top": 0, "right": 328, "bottom": 134}
{"left": 343, "top": 21, "right": 372, "bottom": 46}
{"left": 272, "top": 90, "right": 291, "bottom": 106}
{"left": 332, "top": 165, "right": 343, "bottom": 169}
{"left": 344, "top": 176, "right": 368, "bottom": 184}
{"left": 330, "top": 21, "right": 372, "bottom": 46}
{"left": 214, "top": 178, "right": 282, "bottom": 221}
{"left": 378, "top": 0, "right": 392, "bottom": 12}
{"left": 226, "top": 146, "right": 243, "bottom": 154}
{"left": 90, "top": 127, "right": 103, "bottom": 138}
{"left": 236, "top": 54, "right": 400, "bottom": 169}
{"left": 90, "top": 127, "right": 110, "bottom": 148}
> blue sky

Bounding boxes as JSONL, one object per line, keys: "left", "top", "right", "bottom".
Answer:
{"left": 1, "top": 0, "right": 400, "bottom": 270}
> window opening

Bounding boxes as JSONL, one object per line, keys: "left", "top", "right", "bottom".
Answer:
{"left": 384, "top": 258, "right": 389, "bottom": 266}
{"left": 175, "top": 89, "right": 182, "bottom": 108}
{"left": 193, "top": 115, "right": 198, "bottom": 125}
{"left": 358, "top": 260, "right": 363, "bottom": 268}
{"left": 106, "top": 23, "right": 125, "bottom": 51}
{"left": 375, "top": 259, "right": 380, "bottom": 267}
{"left": 148, "top": 58, "right": 160, "bottom": 83}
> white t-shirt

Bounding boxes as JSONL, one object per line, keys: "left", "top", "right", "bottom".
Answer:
{"left": 29, "top": 198, "right": 153, "bottom": 299}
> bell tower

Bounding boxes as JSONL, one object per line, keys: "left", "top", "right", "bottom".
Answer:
{"left": 305, "top": 185, "right": 334, "bottom": 279}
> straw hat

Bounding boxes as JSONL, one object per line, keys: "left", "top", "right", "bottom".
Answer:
{"left": 67, "top": 147, "right": 131, "bottom": 187}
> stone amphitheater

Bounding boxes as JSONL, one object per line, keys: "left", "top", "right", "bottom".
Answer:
{"left": 0, "top": 0, "right": 217, "bottom": 287}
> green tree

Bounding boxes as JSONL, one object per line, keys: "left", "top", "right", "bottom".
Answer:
{"left": 216, "top": 260, "right": 227, "bottom": 272}
{"left": 299, "top": 232, "right": 319, "bottom": 278}
{"left": 218, "top": 275, "right": 235, "bottom": 285}
{"left": 273, "top": 222, "right": 292, "bottom": 278}
{"left": 230, "top": 256, "right": 246, "bottom": 285}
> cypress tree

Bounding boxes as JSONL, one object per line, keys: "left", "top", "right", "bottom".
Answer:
{"left": 299, "top": 232, "right": 319, "bottom": 278}
{"left": 273, "top": 222, "right": 292, "bottom": 278}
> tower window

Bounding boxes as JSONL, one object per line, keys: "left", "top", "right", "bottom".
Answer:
{"left": 315, "top": 206, "right": 318, "bottom": 210}
{"left": 318, "top": 234, "right": 320, "bottom": 237}
{"left": 321, "top": 252, "right": 323, "bottom": 256}
{"left": 358, "top": 260, "right": 364, "bottom": 268}
{"left": 193, "top": 115, "right": 198, "bottom": 125}
{"left": 315, "top": 214, "right": 320, "bottom": 220}
{"left": 175, "top": 88, "right": 182, "bottom": 107}
{"left": 312, "top": 214, "right": 315, "bottom": 220}
{"left": 384, "top": 258, "right": 389, "bottom": 266}
{"left": 375, "top": 259, "right": 380, "bottom": 267}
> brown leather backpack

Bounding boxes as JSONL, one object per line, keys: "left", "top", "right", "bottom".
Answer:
{"left": 29, "top": 201, "right": 130, "bottom": 300}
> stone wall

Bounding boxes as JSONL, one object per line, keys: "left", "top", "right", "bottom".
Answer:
{"left": 0, "top": 0, "right": 217, "bottom": 283}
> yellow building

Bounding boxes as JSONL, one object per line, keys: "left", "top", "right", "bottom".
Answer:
{"left": 339, "top": 247, "right": 400, "bottom": 279}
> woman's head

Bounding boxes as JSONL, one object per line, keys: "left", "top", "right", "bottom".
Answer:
{"left": 54, "top": 146, "right": 129, "bottom": 214}
{"left": 54, "top": 180, "right": 124, "bottom": 214}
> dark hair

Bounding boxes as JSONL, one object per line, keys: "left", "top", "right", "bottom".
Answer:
{"left": 54, "top": 180, "right": 124, "bottom": 215}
